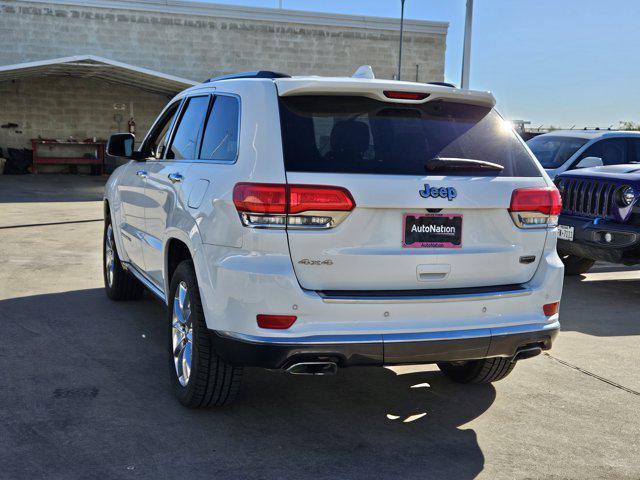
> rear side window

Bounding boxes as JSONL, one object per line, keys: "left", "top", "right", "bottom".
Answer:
{"left": 168, "top": 96, "right": 210, "bottom": 160}
{"left": 278, "top": 96, "right": 541, "bottom": 177}
{"left": 199, "top": 95, "right": 240, "bottom": 162}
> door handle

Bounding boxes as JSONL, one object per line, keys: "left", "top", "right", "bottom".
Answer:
{"left": 136, "top": 170, "right": 147, "bottom": 178}
{"left": 168, "top": 172, "right": 183, "bottom": 184}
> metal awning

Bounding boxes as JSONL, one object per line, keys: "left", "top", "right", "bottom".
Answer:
{"left": 0, "top": 55, "right": 198, "bottom": 96}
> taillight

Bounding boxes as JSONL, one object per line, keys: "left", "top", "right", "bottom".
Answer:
{"left": 233, "top": 183, "right": 355, "bottom": 229}
{"left": 257, "top": 314, "right": 297, "bottom": 329}
{"left": 232, "top": 183, "right": 286, "bottom": 214}
{"left": 383, "top": 90, "right": 430, "bottom": 100}
{"left": 509, "top": 187, "right": 562, "bottom": 228}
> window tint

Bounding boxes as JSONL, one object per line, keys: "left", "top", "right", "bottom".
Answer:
{"left": 168, "top": 96, "right": 210, "bottom": 160}
{"left": 526, "top": 135, "right": 588, "bottom": 169}
{"left": 629, "top": 139, "right": 640, "bottom": 163}
{"left": 199, "top": 95, "right": 240, "bottom": 161}
{"left": 279, "top": 96, "right": 541, "bottom": 177}
{"left": 146, "top": 103, "right": 179, "bottom": 159}
{"left": 577, "top": 138, "right": 628, "bottom": 166}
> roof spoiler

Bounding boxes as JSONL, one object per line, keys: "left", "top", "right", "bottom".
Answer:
{"left": 275, "top": 78, "right": 496, "bottom": 108}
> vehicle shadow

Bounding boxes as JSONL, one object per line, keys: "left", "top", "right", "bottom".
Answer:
{"left": 0, "top": 174, "right": 107, "bottom": 203}
{"left": 560, "top": 267, "right": 640, "bottom": 336}
{"left": 0, "top": 288, "right": 493, "bottom": 480}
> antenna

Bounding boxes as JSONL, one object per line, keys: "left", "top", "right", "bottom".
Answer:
{"left": 352, "top": 65, "right": 375, "bottom": 79}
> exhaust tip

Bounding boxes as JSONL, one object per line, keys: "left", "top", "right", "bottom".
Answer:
{"left": 513, "top": 346, "right": 542, "bottom": 362}
{"left": 286, "top": 362, "right": 338, "bottom": 376}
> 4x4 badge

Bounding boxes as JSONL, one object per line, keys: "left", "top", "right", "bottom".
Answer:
{"left": 419, "top": 184, "right": 457, "bottom": 201}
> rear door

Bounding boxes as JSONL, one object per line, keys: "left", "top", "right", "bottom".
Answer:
{"left": 144, "top": 95, "right": 210, "bottom": 287}
{"left": 278, "top": 95, "right": 551, "bottom": 291}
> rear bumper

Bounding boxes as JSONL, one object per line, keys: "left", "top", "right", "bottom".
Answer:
{"left": 210, "top": 320, "right": 560, "bottom": 369}
{"left": 557, "top": 215, "right": 640, "bottom": 264}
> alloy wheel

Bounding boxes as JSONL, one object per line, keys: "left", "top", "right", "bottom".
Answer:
{"left": 105, "top": 224, "right": 115, "bottom": 287}
{"left": 172, "top": 281, "right": 193, "bottom": 387}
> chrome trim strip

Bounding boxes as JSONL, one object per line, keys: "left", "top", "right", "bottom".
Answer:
{"left": 142, "top": 232, "right": 163, "bottom": 252}
{"left": 372, "top": 320, "right": 560, "bottom": 343}
{"left": 491, "top": 320, "right": 560, "bottom": 336}
{"left": 216, "top": 331, "right": 383, "bottom": 345}
{"left": 123, "top": 261, "right": 167, "bottom": 303}
{"left": 318, "top": 288, "right": 533, "bottom": 304}
{"left": 216, "top": 321, "right": 560, "bottom": 346}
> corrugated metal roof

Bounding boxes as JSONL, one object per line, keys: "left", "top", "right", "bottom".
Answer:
{"left": 0, "top": 55, "right": 197, "bottom": 96}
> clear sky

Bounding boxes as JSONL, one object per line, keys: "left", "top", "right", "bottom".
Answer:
{"left": 197, "top": 0, "right": 640, "bottom": 128}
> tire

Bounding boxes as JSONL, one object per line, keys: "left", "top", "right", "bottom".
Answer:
{"left": 560, "top": 254, "right": 595, "bottom": 276}
{"left": 169, "top": 260, "right": 243, "bottom": 408}
{"left": 437, "top": 357, "right": 516, "bottom": 384}
{"left": 103, "top": 217, "right": 144, "bottom": 301}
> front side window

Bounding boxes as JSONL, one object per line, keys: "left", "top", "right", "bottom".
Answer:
{"left": 577, "top": 138, "right": 628, "bottom": 166}
{"left": 199, "top": 95, "right": 240, "bottom": 162}
{"left": 526, "top": 135, "right": 588, "bottom": 169}
{"left": 279, "top": 96, "right": 541, "bottom": 177}
{"left": 145, "top": 103, "right": 179, "bottom": 159}
{"left": 168, "top": 96, "right": 210, "bottom": 160}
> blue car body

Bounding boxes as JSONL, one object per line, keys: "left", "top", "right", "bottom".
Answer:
{"left": 555, "top": 164, "right": 640, "bottom": 265}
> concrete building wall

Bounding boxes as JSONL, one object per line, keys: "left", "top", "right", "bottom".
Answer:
{"left": 0, "top": 0, "right": 447, "bottom": 170}
{"left": 0, "top": 77, "right": 166, "bottom": 149}
{"left": 0, "top": 0, "right": 446, "bottom": 83}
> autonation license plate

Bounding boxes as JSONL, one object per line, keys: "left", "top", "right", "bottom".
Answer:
{"left": 558, "top": 224, "right": 574, "bottom": 241}
{"left": 403, "top": 213, "right": 463, "bottom": 248}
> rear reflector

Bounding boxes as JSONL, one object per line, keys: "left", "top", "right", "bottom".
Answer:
{"left": 509, "top": 187, "right": 562, "bottom": 228}
{"left": 257, "top": 314, "right": 297, "bottom": 329}
{"left": 383, "top": 90, "right": 430, "bottom": 100}
{"left": 543, "top": 302, "right": 560, "bottom": 316}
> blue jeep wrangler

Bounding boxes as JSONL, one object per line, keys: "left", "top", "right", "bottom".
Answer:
{"left": 555, "top": 165, "right": 640, "bottom": 275}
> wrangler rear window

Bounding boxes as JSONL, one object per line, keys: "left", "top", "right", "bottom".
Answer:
{"left": 278, "top": 96, "right": 541, "bottom": 177}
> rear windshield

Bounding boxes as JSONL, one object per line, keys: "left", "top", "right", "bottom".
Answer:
{"left": 278, "top": 96, "right": 541, "bottom": 177}
{"left": 526, "top": 135, "right": 589, "bottom": 169}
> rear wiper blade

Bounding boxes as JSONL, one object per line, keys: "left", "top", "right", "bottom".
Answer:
{"left": 425, "top": 157, "right": 504, "bottom": 172}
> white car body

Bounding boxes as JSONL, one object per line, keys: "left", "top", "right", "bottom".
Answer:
{"left": 527, "top": 130, "right": 640, "bottom": 179}
{"left": 105, "top": 72, "right": 562, "bottom": 378}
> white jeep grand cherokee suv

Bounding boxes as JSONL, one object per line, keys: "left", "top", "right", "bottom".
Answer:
{"left": 104, "top": 70, "right": 563, "bottom": 408}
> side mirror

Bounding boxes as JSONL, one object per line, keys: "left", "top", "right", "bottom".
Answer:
{"left": 107, "top": 133, "right": 135, "bottom": 158}
{"left": 575, "top": 156, "right": 603, "bottom": 169}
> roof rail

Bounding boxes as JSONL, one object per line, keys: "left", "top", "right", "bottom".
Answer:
{"left": 428, "top": 81, "right": 457, "bottom": 88}
{"left": 206, "top": 71, "right": 290, "bottom": 82}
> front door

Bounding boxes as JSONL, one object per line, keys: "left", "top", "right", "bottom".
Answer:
{"left": 125, "top": 100, "right": 182, "bottom": 282}
{"left": 116, "top": 161, "right": 148, "bottom": 269}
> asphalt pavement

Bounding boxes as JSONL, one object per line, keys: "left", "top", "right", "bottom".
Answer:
{"left": 1, "top": 175, "right": 639, "bottom": 480}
